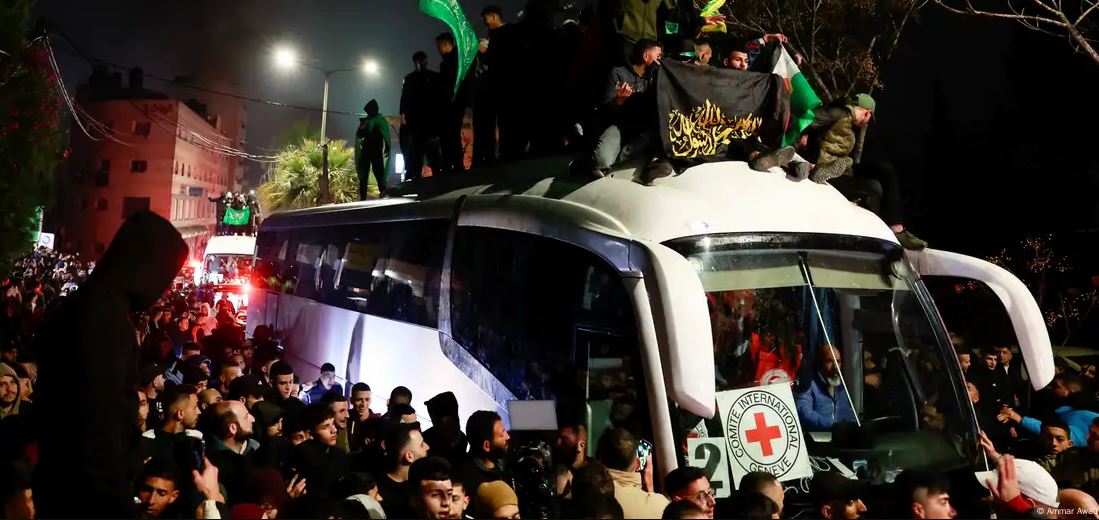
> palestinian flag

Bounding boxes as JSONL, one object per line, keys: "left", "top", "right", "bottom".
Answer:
{"left": 656, "top": 60, "right": 790, "bottom": 162}
{"left": 223, "top": 206, "right": 251, "bottom": 226}
{"left": 751, "top": 42, "right": 822, "bottom": 147}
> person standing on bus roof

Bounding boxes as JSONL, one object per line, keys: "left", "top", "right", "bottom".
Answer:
{"left": 795, "top": 345, "right": 856, "bottom": 431}
{"left": 355, "top": 99, "right": 391, "bottom": 199}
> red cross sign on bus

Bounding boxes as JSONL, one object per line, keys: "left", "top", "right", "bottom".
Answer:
{"left": 717, "top": 383, "right": 813, "bottom": 487}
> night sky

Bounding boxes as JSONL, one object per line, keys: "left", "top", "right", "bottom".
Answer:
{"left": 35, "top": 0, "right": 1099, "bottom": 260}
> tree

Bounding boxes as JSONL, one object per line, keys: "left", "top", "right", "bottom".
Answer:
{"left": 935, "top": 0, "right": 1099, "bottom": 68}
{"left": 720, "top": 0, "right": 928, "bottom": 101}
{"left": 0, "top": 0, "right": 63, "bottom": 271}
{"left": 257, "top": 138, "right": 377, "bottom": 212}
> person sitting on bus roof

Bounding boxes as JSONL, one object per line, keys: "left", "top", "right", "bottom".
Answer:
{"left": 796, "top": 94, "right": 927, "bottom": 250}
{"left": 795, "top": 345, "right": 856, "bottom": 431}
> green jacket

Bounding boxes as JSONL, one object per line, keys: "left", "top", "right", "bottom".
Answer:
{"left": 805, "top": 104, "right": 857, "bottom": 166}
{"left": 1036, "top": 448, "right": 1099, "bottom": 493}
{"left": 613, "top": 0, "right": 676, "bottom": 43}
{"left": 354, "top": 114, "right": 391, "bottom": 166}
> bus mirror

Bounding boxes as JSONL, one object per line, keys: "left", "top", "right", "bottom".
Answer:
{"left": 640, "top": 241, "right": 717, "bottom": 419}
{"left": 907, "top": 248, "right": 1054, "bottom": 390}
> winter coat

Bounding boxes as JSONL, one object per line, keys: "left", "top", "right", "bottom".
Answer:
{"left": 804, "top": 104, "right": 857, "bottom": 166}
{"left": 607, "top": 468, "right": 670, "bottom": 519}
{"left": 33, "top": 211, "right": 187, "bottom": 518}
{"left": 795, "top": 374, "right": 857, "bottom": 431}
{"left": 610, "top": 0, "right": 676, "bottom": 43}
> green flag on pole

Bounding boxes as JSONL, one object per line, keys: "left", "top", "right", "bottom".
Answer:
{"left": 419, "top": 0, "right": 478, "bottom": 95}
{"left": 223, "top": 206, "right": 251, "bottom": 226}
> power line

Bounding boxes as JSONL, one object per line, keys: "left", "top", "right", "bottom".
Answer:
{"left": 50, "top": 31, "right": 365, "bottom": 118}
{"left": 42, "top": 37, "right": 278, "bottom": 162}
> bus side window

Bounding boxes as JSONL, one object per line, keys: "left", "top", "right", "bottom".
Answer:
{"left": 365, "top": 220, "right": 446, "bottom": 327}
{"left": 449, "top": 228, "right": 652, "bottom": 457}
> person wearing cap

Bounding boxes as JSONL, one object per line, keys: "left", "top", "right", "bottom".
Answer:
{"left": 977, "top": 455, "right": 1060, "bottom": 518}
{"left": 893, "top": 469, "right": 957, "bottom": 519}
{"left": 476, "top": 480, "right": 521, "bottom": 519}
{"left": 423, "top": 391, "right": 468, "bottom": 470}
{"left": 229, "top": 373, "right": 268, "bottom": 411}
{"left": 811, "top": 472, "right": 868, "bottom": 519}
{"left": 797, "top": 93, "right": 927, "bottom": 250}
{"left": 140, "top": 362, "right": 167, "bottom": 424}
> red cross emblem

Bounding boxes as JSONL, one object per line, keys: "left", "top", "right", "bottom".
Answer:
{"left": 744, "top": 412, "right": 782, "bottom": 457}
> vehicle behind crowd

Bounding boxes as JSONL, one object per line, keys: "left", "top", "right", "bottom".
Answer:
{"left": 249, "top": 157, "right": 1054, "bottom": 516}
{"left": 193, "top": 234, "right": 256, "bottom": 311}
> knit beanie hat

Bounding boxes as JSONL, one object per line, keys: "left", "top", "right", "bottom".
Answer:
{"left": 476, "top": 480, "right": 519, "bottom": 518}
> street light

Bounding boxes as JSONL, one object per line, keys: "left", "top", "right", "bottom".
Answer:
{"left": 273, "top": 45, "right": 297, "bottom": 70}
{"left": 362, "top": 58, "right": 380, "bottom": 76}
{"left": 271, "top": 44, "right": 370, "bottom": 204}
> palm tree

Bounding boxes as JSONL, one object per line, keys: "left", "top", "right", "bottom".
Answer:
{"left": 257, "top": 138, "right": 379, "bottom": 212}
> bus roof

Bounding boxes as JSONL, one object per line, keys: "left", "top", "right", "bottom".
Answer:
{"left": 262, "top": 158, "right": 899, "bottom": 246}
{"left": 203, "top": 235, "right": 257, "bottom": 256}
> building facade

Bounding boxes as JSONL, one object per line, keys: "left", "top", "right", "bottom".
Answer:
{"left": 59, "top": 70, "right": 240, "bottom": 260}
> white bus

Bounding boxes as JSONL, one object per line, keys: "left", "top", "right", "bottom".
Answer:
{"left": 248, "top": 159, "right": 1051, "bottom": 504}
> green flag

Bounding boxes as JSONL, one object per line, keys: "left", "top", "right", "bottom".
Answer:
{"left": 223, "top": 206, "right": 251, "bottom": 226}
{"left": 419, "top": 0, "right": 478, "bottom": 95}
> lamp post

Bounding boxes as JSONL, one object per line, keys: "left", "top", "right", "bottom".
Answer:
{"left": 273, "top": 45, "right": 380, "bottom": 204}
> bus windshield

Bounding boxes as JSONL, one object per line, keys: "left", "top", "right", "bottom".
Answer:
{"left": 667, "top": 237, "right": 978, "bottom": 484}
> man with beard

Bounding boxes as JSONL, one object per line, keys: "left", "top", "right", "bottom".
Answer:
{"left": 553, "top": 420, "right": 589, "bottom": 497}
{"left": 459, "top": 410, "right": 510, "bottom": 500}
{"left": 796, "top": 345, "right": 856, "bottom": 431}
{"left": 203, "top": 400, "right": 258, "bottom": 505}
{"left": 379, "top": 421, "right": 431, "bottom": 518}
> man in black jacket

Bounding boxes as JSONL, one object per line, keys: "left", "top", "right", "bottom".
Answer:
{"left": 399, "top": 51, "right": 445, "bottom": 182}
{"left": 437, "top": 32, "right": 465, "bottom": 176}
{"left": 33, "top": 211, "right": 188, "bottom": 517}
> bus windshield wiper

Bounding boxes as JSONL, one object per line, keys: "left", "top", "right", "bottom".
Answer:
{"left": 797, "top": 251, "right": 861, "bottom": 428}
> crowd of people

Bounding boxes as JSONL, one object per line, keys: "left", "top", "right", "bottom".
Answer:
{"left": 1, "top": 223, "right": 1097, "bottom": 520}
{"left": 353, "top": 2, "right": 926, "bottom": 249}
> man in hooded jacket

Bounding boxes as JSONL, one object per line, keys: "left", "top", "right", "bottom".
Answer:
{"left": 355, "top": 99, "right": 391, "bottom": 199}
{"left": 32, "top": 211, "right": 188, "bottom": 518}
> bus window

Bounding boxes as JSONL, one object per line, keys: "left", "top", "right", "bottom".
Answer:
{"left": 664, "top": 239, "right": 978, "bottom": 490}
{"left": 364, "top": 220, "right": 446, "bottom": 327}
{"left": 449, "top": 228, "right": 653, "bottom": 461}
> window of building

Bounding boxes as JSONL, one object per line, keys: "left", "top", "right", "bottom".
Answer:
{"left": 94, "top": 170, "right": 109, "bottom": 187}
{"left": 134, "top": 122, "right": 151, "bottom": 136}
{"left": 131, "top": 160, "right": 148, "bottom": 173}
{"left": 96, "top": 198, "right": 108, "bottom": 211}
{"left": 121, "top": 197, "right": 150, "bottom": 219}
{"left": 99, "top": 159, "right": 110, "bottom": 172}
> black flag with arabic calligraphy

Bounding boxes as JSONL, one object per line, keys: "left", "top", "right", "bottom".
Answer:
{"left": 656, "top": 60, "right": 790, "bottom": 162}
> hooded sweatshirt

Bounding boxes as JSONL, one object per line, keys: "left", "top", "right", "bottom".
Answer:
{"left": 33, "top": 211, "right": 188, "bottom": 518}
{"left": 0, "top": 362, "right": 21, "bottom": 418}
